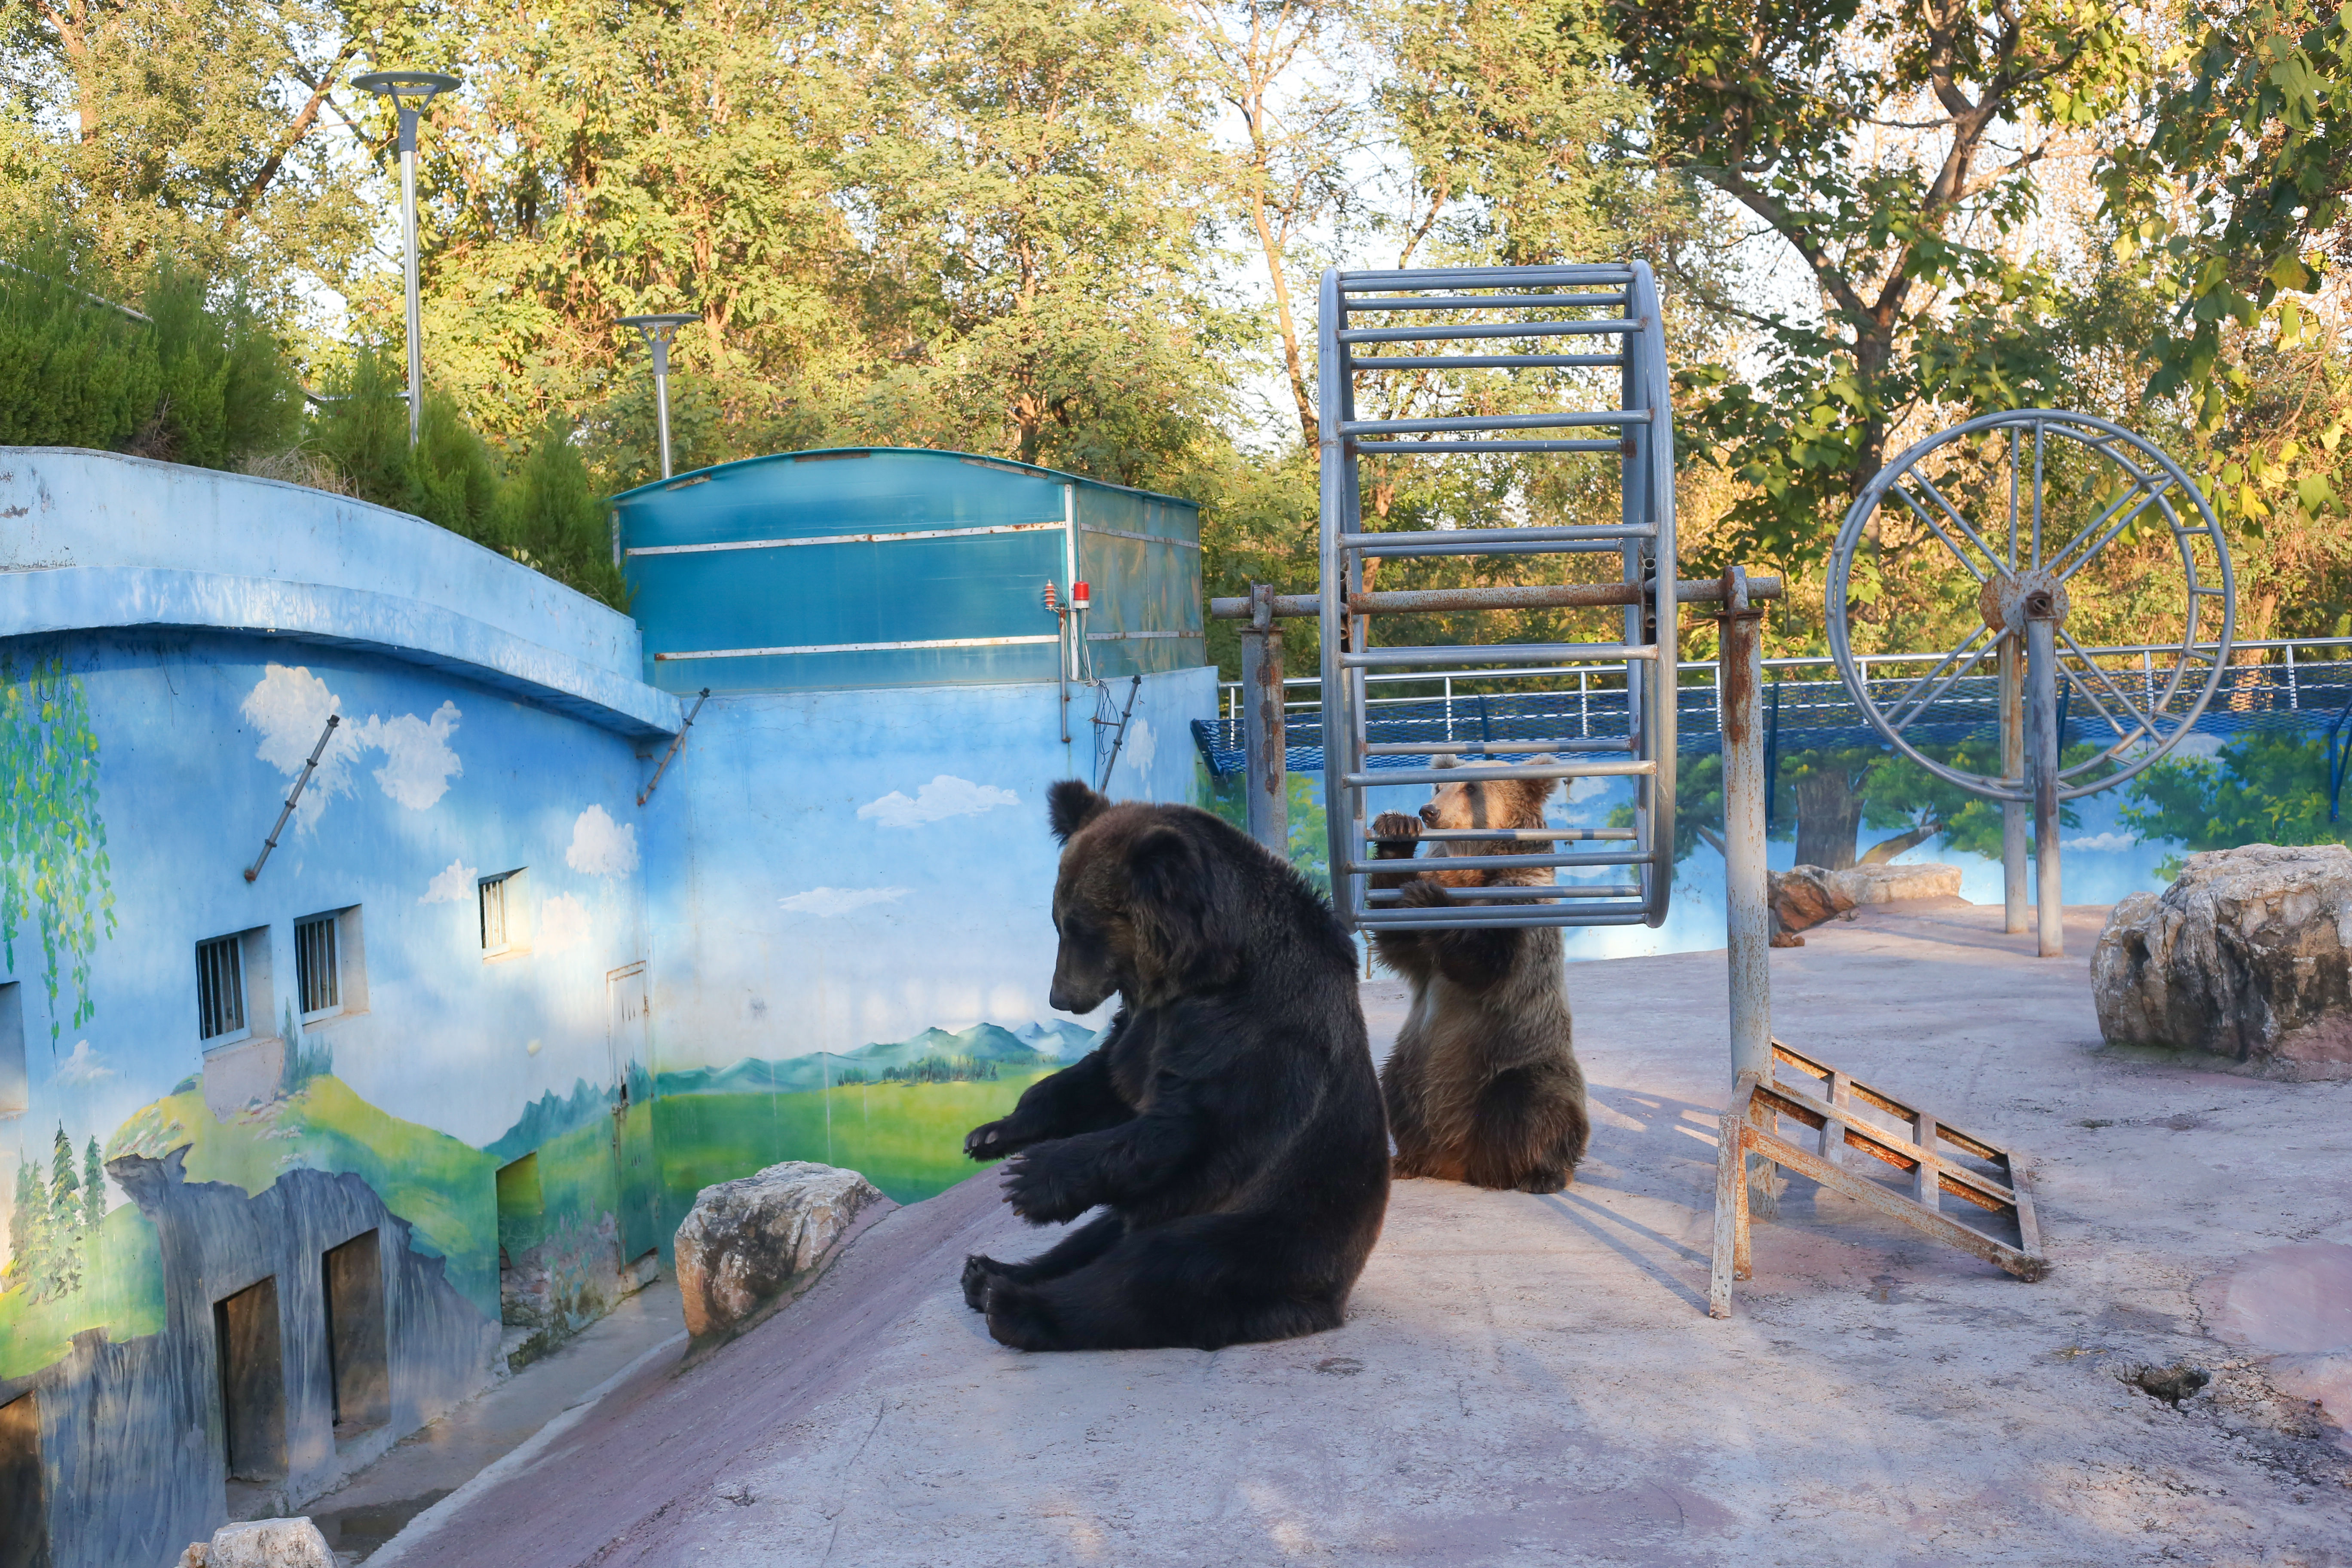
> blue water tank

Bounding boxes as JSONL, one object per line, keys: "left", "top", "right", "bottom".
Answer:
{"left": 614, "top": 448, "right": 1203, "bottom": 695}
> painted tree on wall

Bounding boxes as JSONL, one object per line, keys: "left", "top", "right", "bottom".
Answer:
{"left": 0, "top": 655, "right": 116, "bottom": 1048}
{"left": 2, "top": 1124, "right": 107, "bottom": 1303}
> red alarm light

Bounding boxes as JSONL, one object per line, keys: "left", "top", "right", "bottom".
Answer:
{"left": 1072, "top": 580, "right": 1091, "bottom": 611}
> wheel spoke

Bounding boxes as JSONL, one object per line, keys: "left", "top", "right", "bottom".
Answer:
{"left": 2007, "top": 426, "right": 2020, "bottom": 571}
{"left": 1885, "top": 625, "right": 1997, "bottom": 736}
{"left": 2057, "top": 627, "right": 2164, "bottom": 745}
{"left": 2031, "top": 419, "right": 2047, "bottom": 569}
{"left": 1893, "top": 475, "right": 2002, "bottom": 580}
{"left": 2050, "top": 479, "right": 2171, "bottom": 585}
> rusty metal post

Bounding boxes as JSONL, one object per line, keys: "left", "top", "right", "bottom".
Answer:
{"left": 1720, "top": 567, "right": 1779, "bottom": 1214}
{"left": 1239, "top": 584, "right": 1289, "bottom": 857}
{"left": 2024, "top": 611, "right": 2064, "bottom": 957}
{"left": 1999, "top": 636, "right": 2027, "bottom": 933}
{"left": 1718, "top": 566, "right": 1770, "bottom": 1084}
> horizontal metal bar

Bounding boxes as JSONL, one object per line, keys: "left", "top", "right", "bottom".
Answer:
{"left": 1364, "top": 884, "right": 1637, "bottom": 907}
{"left": 1358, "top": 903, "right": 1650, "bottom": 928}
{"left": 1348, "top": 353, "right": 1626, "bottom": 371}
{"left": 1363, "top": 826, "right": 1636, "bottom": 842}
{"left": 1353, "top": 438, "right": 1627, "bottom": 454}
{"left": 1349, "top": 852, "right": 1648, "bottom": 874}
{"left": 654, "top": 634, "right": 1059, "bottom": 661}
{"left": 1338, "top": 320, "right": 1639, "bottom": 344}
{"left": 1340, "top": 524, "right": 1654, "bottom": 551}
{"left": 1353, "top": 539, "right": 1629, "bottom": 557}
{"left": 1078, "top": 525, "right": 1201, "bottom": 550}
{"left": 1211, "top": 576, "right": 1781, "bottom": 619}
{"left": 627, "top": 520, "right": 1063, "bottom": 557}
{"left": 1360, "top": 738, "right": 1632, "bottom": 755}
{"left": 1341, "top": 410, "right": 1648, "bottom": 436}
{"left": 1340, "top": 643, "right": 1659, "bottom": 670}
{"left": 1341, "top": 759, "right": 1657, "bottom": 787}
{"left": 1341, "top": 293, "right": 1627, "bottom": 312}
{"left": 1364, "top": 883, "right": 1644, "bottom": 903}
{"left": 1338, "top": 266, "right": 1635, "bottom": 289}
{"left": 1084, "top": 630, "right": 1203, "bottom": 641}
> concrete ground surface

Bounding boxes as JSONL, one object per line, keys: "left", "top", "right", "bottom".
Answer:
{"left": 370, "top": 898, "right": 2352, "bottom": 1567}
{"left": 309, "top": 1277, "right": 684, "bottom": 1561}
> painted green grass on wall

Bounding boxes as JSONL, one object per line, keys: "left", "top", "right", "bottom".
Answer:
{"left": 0, "top": 1204, "right": 165, "bottom": 1380}
{"left": 109, "top": 1077, "right": 502, "bottom": 1320}
{"left": 654, "top": 1071, "right": 1054, "bottom": 1226}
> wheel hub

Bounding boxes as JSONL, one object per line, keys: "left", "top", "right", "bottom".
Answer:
{"left": 1977, "top": 568, "right": 2070, "bottom": 634}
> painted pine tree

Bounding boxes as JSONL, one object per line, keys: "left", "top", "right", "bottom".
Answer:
{"left": 81, "top": 1136, "right": 104, "bottom": 1232}
{"left": 2, "top": 1156, "right": 43, "bottom": 1295}
{"left": 43, "top": 1124, "right": 81, "bottom": 1298}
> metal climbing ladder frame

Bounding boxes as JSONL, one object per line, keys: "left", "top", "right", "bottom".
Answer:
{"left": 1315, "top": 262, "right": 1678, "bottom": 932}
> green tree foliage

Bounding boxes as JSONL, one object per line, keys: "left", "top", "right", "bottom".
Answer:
{"left": 0, "top": 657, "right": 116, "bottom": 1049}
{"left": 80, "top": 1136, "right": 104, "bottom": 1233}
{"left": 310, "top": 348, "right": 626, "bottom": 608}
{"left": 43, "top": 1124, "right": 80, "bottom": 1298}
{"left": 1610, "top": 0, "right": 2144, "bottom": 564}
{"left": 0, "top": 220, "right": 298, "bottom": 464}
{"left": 2120, "top": 732, "right": 2349, "bottom": 877}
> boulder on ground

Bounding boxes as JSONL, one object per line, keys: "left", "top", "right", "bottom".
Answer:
{"left": 674, "top": 1161, "right": 889, "bottom": 1339}
{"left": 2093, "top": 843, "right": 2352, "bottom": 1068}
{"left": 1769, "top": 866, "right": 1855, "bottom": 940}
{"left": 1825, "top": 862, "right": 1963, "bottom": 906}
{"left": 181, "top": 1517, "right": 332, "bottom": 1568}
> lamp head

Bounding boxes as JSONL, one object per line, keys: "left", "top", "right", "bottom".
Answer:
{"left": 352, "top": 70, "right": 462, "bottom": 107}
{"left": 618, "top": 312, "right": 701, "bottom": 346}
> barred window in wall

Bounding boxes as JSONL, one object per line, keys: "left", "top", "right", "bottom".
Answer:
{"left": 296, "top": 915, "right": 340, "bottom": 1017}
{"left": 197, "top": 935, "right": 245, "bottom": 1041}
{"left": 481, "top": 873, "right": 511, "bottom": 951}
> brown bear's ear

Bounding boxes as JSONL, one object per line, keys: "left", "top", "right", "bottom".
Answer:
{"left": 1125, "top": 825, "right": 1242, "bottom": 999}
{"left": 1047, "top": 780, "right": 1111, "bottom": 845}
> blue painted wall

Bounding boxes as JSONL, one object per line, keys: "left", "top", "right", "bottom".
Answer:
{"left": 0, "top": 447, "right": 1216, "bottom": 1566}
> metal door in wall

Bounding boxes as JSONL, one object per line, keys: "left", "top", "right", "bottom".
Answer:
{"left": 606, "top": 962, "right": 662, "bottom": 1263}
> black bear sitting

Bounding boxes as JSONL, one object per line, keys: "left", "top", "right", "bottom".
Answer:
{"left": 959, "top": 780, "right": 1390, "bottom": 1351}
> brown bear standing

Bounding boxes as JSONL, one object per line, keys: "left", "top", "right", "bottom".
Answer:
{"left": 1369, "top": 758, "right": 1590, "bottom": 1193}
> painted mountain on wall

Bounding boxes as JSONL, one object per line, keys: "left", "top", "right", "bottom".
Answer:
{"left": 657, "top": 1020, "right": 1103, "bottom": 1099}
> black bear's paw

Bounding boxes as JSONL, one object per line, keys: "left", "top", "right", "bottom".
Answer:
{"left": 1512, "top": 1165, "right": 1571, "bottom": 1195}
{"left": 983, "top": 1282, "right": 1060, "bottom": 1351}
{"left": 965, "top": 1117, "right": 1023, "bottom": 1161}
{"left": 1370, "top": 812, "right": 1424, "bottom": 856}
{"left": 961, "top": 1254, "right": 1005, "bottom": 1312}
{"left": 1397, "top": 879, "right": 1451, "bottom": 909}
{"left": 1001, "top": 1152, "right": 1091, "bottom": 1226}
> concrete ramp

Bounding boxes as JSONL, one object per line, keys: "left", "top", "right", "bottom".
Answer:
{"left": 378, "top": 901, "right": 2352, "bottom": 1567}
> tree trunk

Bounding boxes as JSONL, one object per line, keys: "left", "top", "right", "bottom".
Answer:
{"left": 1791, "top": 770, "right": 1864, "bottom": 870}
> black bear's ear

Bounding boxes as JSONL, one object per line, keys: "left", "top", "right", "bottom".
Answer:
{"left": 1047, "top": 780, "right": 1110, "bottom": 845}
{"left": 1125, "top": 825, "right": 1242, "bottom": 1001}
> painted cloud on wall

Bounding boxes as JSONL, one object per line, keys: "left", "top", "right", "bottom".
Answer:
{"left": 567, "top": 805, "right": 639, "bottom": 876}
{"left": 52, "top": 1041, "right": 110, "bottom": 1084}
{"left": 857, "top": 775, "right": 1021, "bottom": 828}
{"left": 420, "top": 859, "right": 477, "bottom": 905}
{"left": 242, "top": 665, "right": 463, "bottom": 823}
{"left": 778, "top": 886, "right": 908, "bottom": 917}
{"left": 1119, "top": 717, "right": 1156, "bottom": 777}
{"left": 538, "top": 892, "right": 593, "bottom": 953}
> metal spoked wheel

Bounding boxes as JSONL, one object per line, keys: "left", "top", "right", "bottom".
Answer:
{"left": 1826, "top": 409, "right": 2234, "bottom": 803}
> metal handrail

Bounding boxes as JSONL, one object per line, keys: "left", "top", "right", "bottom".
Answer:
{"left": 1219, "top": 635, "right": 2352, "bottom": 718}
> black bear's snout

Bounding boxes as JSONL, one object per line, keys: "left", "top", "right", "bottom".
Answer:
{"left": 1418, "top": 802, "right": 1439, "bottom": 826}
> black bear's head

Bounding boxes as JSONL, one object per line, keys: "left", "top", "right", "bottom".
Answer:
{"left": 1045, "top": 783, "right": 1243, "bottom": 1012}
{"left": 1418, "top": 756, "right": 1559, "bottom": 886}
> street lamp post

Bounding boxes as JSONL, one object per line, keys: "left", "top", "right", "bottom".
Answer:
{"left": 352, "top": 70, "right": 462, "bottom": 448}
{"left": 617, "top": 313, "right": 699, "bottom": 480}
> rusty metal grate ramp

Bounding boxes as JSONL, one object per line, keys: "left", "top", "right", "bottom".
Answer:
{"left": 1709, "top": 1040, "right": 2047, "bottom": 1318}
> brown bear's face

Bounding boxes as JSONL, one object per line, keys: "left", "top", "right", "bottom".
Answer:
{"left": 1046, "top": 780, "right": 1243, "bottom": 1011}
{"left": 1418, "top": 763, "right": 1557, "bottom": 887}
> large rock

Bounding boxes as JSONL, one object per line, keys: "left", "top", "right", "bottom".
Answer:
{"left": 178, "top": 1518, "right": 333, "bottom": 1568}
{"left": 1769, "top": 866, "right": 1855, "bottom": 942}
{"left": 2094, "top": 843, "right": 2352, "bottom": 1068}
{"left": 1825, "top": 862, "right": 1963, "bottom": 906}
{"left": 674, "top": 1161, "right": 889, "bottom": 1339}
